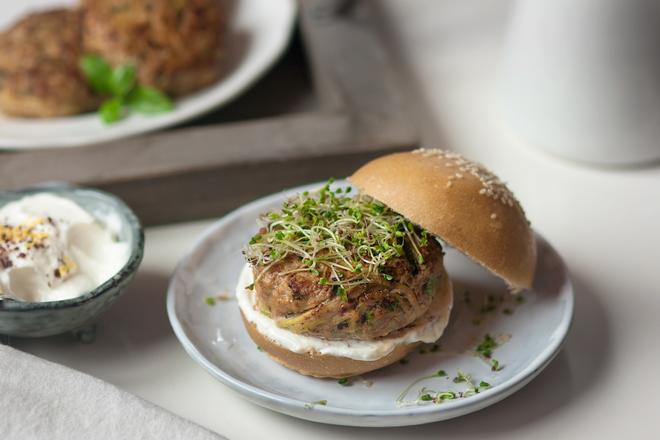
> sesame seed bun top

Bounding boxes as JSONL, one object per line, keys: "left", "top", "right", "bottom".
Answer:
{"left": 349, "top": 149, "right": 536, "bottom": 291}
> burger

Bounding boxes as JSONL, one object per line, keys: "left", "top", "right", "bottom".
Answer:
{"left": 236, "top": 149, "right": 536, "bottom": 378}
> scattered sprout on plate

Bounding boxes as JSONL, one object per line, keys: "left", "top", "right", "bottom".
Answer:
{"left": 475, "top": 334, "right": 498, "bottom": 358}
{"left": 304, "top": 400, "right": 328, "bottom": 409}
{"left": 476, "top": 333, "right": 506, "bottom": 371}
{"left": 397, "top": 369, "right": 492, "bottom": 406}
{"left": 204, "top": 293, "right": 233, "bottom": 306}
{"left": 337, "top": 378, "right": 351, "bottom": 386}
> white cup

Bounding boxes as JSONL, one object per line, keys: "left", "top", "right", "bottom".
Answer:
{"left": 499, "top": 0, "right": 660, "bottom": 165}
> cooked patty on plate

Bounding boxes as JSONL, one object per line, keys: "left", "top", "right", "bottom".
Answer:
{"left": 0, "top": 9, "right": 99, "bottom": 118}
{"left": 253, "top": 239, "right": 445, "bottom": 341}
{"left": 82, "top": 0, "right": 225, "bottom": 96}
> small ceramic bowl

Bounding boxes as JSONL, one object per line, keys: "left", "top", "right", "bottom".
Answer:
{"left": 0, "top": 184, "right": 144, "bottom": 338}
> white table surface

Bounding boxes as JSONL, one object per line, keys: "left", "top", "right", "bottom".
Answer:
{"left": 9, "top": 0, "right": 660, "bottom": 438}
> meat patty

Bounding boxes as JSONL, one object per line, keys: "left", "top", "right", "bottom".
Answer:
{"left": 0, "top": 9, "right": 99, "bottom": 118}
{"left": 253, "top": 238, "right": 445, "bottom": 341}
{"left": 82, "top": 0, "right": 224, "bottom": 96}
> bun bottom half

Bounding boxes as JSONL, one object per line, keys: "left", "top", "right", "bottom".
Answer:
{"left": 241, "top": 272, "right": 453, "bottom": 379}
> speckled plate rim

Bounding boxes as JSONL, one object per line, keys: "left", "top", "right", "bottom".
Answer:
{"left": 166, "top": 181, "right": 575, "bottom": 426}
{"left": 0, "top": 183, "right": 145, "bottom": 311}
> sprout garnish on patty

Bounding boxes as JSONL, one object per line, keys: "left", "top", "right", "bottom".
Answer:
{"left": 245, "top": 179, "right": 430, "bottom": 294}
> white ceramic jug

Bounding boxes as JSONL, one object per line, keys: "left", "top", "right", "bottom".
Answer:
{"left": 499, "top": 0, "right": 660, "bottom": 165}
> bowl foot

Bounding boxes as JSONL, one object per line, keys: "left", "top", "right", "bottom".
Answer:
{"left": 72, "top": 324, "right": 96, "bottom": 343}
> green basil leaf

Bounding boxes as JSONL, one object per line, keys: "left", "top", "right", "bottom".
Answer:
{"left": 126, "top": 86, "right": 174, "bottom": 114}
{"left": 80, "top": 55, "right": 113, "bottom": 94}
{"left": 99, "top": 98, "right": 125, "bottom": 124}
{"left": 110, "top": 64, "right": 137, "bottom": 98}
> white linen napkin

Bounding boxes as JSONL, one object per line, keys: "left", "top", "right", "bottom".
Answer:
{"left": 0, "top": 345, "right": 225, "bottom": 440}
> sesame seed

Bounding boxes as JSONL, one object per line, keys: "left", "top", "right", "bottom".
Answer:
{"left": 413, "top": 148, "right": 522, "bottom": 209}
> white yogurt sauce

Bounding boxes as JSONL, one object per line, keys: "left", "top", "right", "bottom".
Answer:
{"left": 0, "top": 193, "right": 130, "bottom": 302}
{"left": 236, "top": 264, "right": 454, "bottom": 361}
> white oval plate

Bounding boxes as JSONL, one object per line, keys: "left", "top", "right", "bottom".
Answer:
{"left": 167, "top": 182, "right": 574, "bottom": 427}
{"left": 0, "top": 0, "right": 296, "bottom": 150}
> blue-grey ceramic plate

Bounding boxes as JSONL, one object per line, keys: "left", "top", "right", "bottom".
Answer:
{"left": 0, "top": 184, "right": 144, "bottom": 337}
{"left": 167, "top": 181, "right": 574, "bottom": 427}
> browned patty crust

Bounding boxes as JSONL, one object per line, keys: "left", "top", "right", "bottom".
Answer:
{"left": 242, "top": 267, "right": 453, "bottom": 378}
{"left": 253, "top": 238, "right": 445, "bottom": 341}
{"left": 0, "top": 9, "right": 98, "bottom": 117}
{"left": 0, "top": 9, "right": 81, "bottom": 72}
{"left": 82, "top": 0, "right": 224, "bottom": 96}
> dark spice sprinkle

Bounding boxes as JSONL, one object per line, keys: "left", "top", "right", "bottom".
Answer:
{"left": 1, "top": 257, "right": 13, "bottom": 269}
{"left": 515, "top": 295, "right": 526, "bottom": 304}
{"left": 419, "top": 348, "right": 427, "bottom": 355}
{"left": 430, "top": 344, "right": 440, "bottom": 352}
{"left": 503, "top": 308, "right": 513, "bottom": 315}
{"left": 399, "top": 358, "right": 409, "bottom": 365}
{"left": 256, "top": 346, "right": 263, "bottom": 352}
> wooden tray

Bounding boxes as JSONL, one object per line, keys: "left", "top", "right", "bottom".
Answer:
{"left": 0, "top": 0, "right": 419, "bottom": 225}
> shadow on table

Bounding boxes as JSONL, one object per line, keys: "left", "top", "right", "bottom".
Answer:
{"left": 271, "top": 272, "right": 611, "bottom": 437}
{"left": 7, "top": 270, "right": 175, "bottom": 370}
{"left": 95, "top": 269, "right": 174, "bottom": 347}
